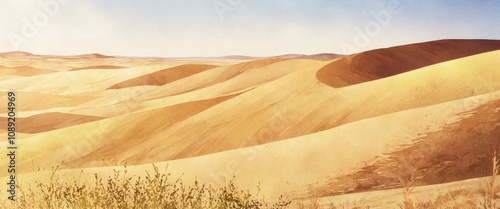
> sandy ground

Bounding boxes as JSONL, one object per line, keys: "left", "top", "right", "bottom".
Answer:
{"left": 0, "top": 39, "right": 499, "bottom": 207}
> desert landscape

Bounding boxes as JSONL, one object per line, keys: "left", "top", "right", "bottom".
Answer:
{"left": 0, "top": 39, "right": 499, "bottom": 208}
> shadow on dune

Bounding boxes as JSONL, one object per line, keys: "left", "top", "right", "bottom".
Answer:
{"left": 316, "top": 39, "right": 500, "bottom": 88}
{"left": 0, "top": 113, "right": 105, "bottom": 134}
{"left": 108, "top": 64, "right": 218, "bottom": 89}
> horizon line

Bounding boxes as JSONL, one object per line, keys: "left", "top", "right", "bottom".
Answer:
{"left": 1, "top": 38, "right": 498, "bottom": 59}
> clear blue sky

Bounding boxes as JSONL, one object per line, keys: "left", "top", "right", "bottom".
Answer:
{"left": 1, "top": 0, "right": 499, "bottom": 56}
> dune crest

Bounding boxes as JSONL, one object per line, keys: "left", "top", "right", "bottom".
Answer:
{"left": 0, "top": 113, "right": 105, "bottom": 134}
{"left": 317, "top": 39, "right": 500, "bottom": 87}
{"left": 108, "top": 64, "right": 218, "bottom": 89}
{"left": 0, "top": 51, "right": 35, "bottom": 57}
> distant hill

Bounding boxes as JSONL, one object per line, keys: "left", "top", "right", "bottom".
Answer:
{"left": 0, "top": 51, "right": 35, "bottom": 57}
{"left": 73, "top": 53, "right": 115, "bottom": 59}
{"left": 297, "top": 53, "right": 344, "bottom": 61}
{"left": 0, "top": 51, "right": 342, "bottom": 61}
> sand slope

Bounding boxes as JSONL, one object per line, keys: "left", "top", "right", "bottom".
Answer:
{"left": 108, "top": 64, "right": 218, "bottom": 89}
{"left": 0, "top": 39, "right": 498, "bottom": 207}
{"left": 317, "top": 39, "right": 500, "bottom": 87}
{"left": 0, "top": 113, "right": 105, "bottom": 134}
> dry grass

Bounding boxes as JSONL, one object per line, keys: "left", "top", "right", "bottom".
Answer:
{"left": 292, "top": 146, "right": 500, "bottom": 208}
{"left": 480, "top": 151, "right": 500, "bottom": 209}
{"left": 396, "top": 144, "right": 499, "bottom": 209}
{"left": 396, "top": 173, "right": 418, "bottom": 209}
{"left": 4, "top": 141, "right": 499, "bottom": 208}
{"left": 1, "top": 164, "right": 291, "bottom": 209}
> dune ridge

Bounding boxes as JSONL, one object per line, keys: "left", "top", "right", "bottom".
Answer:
{"left": 317, "top": 39, "right": 500, "bottom": 87}
{"left": 0, "top": 113, "right": 105, "bottom": 134}
{"left": 108, "top": 64, "right": 218, "bottom": 89}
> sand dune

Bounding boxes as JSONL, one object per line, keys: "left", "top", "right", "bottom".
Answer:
{"left": 73, "top": 53, "right": 115, "bottom": 59}
{"left": 298, "top": 53, "right": 343, "bottom": 61}
{"left": 0, "top": 65, "right": 54, "bottom": 76}
{"left": 198, "top": 53, "right": 342, "bottom": 61}
{"left": 317, "top": 39, "right": 500, "bottom": 87}
{"left": 60, "top": 58, "right": 319, "bottom": 118}
{"left": 0, "top": 51, "right": 35, "bottom": 57}
{"left": 0, "top": 65, "right": 175, "bottom": 94}
{"left": 0, "top": 113, "right": 105, "bottom": 134}
{"left": 0, "top": 94, "right": 237, "bottom": 174}
{"left": 0, "top": 91, "right": 96, "bottom": 114}
{"left": 108, "top": 64, "right": 218, "bottom": 89}
{"left": 69, "top": 65, "right": 125, "bottom": 71}
{"left": 306, "top": 97, "right": 500, "bottom": 198}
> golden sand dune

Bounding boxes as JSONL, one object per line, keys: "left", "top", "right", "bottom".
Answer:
{"left": 61, "top": 59, "right": 321, "bottom": 118}
{"left": 0, "top": 65, "right": 54, "bottom": 76}
{"left": 69, "top": 65, "right": 125, "bottom": 71}
{"left": 72, "top": 53, "right": 115, "bottom": 59}
{"left": 0, "top": 91, "right": 96, "bottom": 114}
{"left": 145, "top": 58, "right": 287, "bottom": 95}
{"left": 0, "top": 65, "right": 175, "bottom": 94}
{"left": 108, "top": 64, "right": 218, "bottom": 89}
{"left": 0, "top": 51, "right": 34, "bottom": 58}
{"left": 0, "top": 94, "right": 237, "bottom": 174}
{"left": 306, "top": 97, "right": 500, "bottom": 198}
{"left": 230, "top": 53, "right": 343, "bottom": 61}
{"left": 0, "top": 60, "right": 328, "bottom": 168}
{"left": 136, "top": 58, "right": 324, "bottom": 107}
{"left": 0, "top": 112, "right": 105, "bottom": 134}
{"left": 317, "top": 39, "right": 500, "bottom": 87}
{"left": 298, "top": 53, "right": 343, "bottom": 61}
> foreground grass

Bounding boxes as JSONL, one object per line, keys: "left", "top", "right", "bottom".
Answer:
{"left": 394, "top": 149, "right": 499, "bottom": 209}
{"left": 1, "top": 164, "right": 291, "bottom": 209}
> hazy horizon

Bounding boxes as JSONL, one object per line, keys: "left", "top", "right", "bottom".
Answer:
{"left": 1, "top": 0, "right": 499, "bottom": 57}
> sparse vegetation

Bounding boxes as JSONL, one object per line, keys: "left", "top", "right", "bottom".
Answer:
{"left": 481, "top": 149, "right": 500, "bottom": 209}
{"left": 421, "top": 188, "right": 478, "bottom": 208}
{"left": 396, "top": 172, "right": 418, "bottom": 209}
{"left": 393, "top": 138, "right": 500, "bottom": 209}
{"left": 1, "top": 164, "right": 291, "bottom": 209}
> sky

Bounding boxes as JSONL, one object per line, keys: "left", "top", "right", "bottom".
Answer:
{"left": 0, "top": 0, "right": 499, "bottom": 57}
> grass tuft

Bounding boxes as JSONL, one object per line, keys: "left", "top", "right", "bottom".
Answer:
{"left": 481, "top": 150, "right": 500, "bottom": 209}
